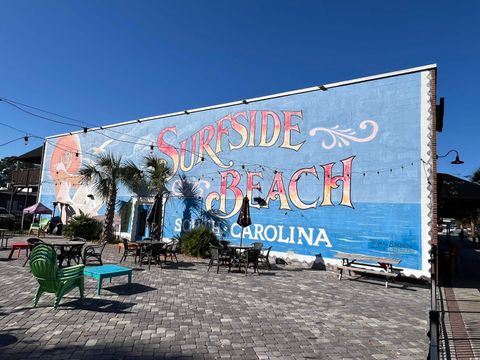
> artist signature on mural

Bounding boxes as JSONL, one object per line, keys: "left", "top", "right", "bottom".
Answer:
{"left": 309, "top": 120, "right": 379, "bottom": 149}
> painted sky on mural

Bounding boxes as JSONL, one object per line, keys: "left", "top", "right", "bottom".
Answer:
{"left": 0, "top": 1, "right": 478, "bottom": 179}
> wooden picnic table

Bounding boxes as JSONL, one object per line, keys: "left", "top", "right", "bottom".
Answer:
{"left": 334, "top": 252, "right": 402, "bottom": 288}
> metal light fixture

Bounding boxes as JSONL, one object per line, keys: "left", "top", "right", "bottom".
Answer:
{"left": 254, "top": 196, "right": 267, "bottom": 207}
{"left": 436, "top": 150, "right": 464, "bottom": 165}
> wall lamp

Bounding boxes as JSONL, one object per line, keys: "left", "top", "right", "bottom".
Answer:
{"left": 436, "top": 150, "right": 464, "bottom": 165}
{"left": 254, "top": 196, "right": 267, "bottom": 207}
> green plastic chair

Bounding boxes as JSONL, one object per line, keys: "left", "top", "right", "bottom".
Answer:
{"left": 30, "top": 244, "right": 84, "bottom": 309}
{"left": 29, "top": 217, "right": 50, "bottom": 237}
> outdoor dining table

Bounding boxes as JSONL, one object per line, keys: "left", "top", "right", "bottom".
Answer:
{"left": 43, "top": 240, "right": 86, "bottom": 267}
{"left": 134, "top": 240, "right": 166, "bottom": 267}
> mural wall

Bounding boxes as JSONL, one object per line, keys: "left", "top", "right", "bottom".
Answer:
{"left": 40, "top": 67, "right": 435, "bottom": 276}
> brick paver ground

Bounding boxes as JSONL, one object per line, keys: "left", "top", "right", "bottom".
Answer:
{"left": 438, "top": 237, "right": 480, "bottom": 360}
{"left": 0, "top": 240, "right": 429, "bottom": 359}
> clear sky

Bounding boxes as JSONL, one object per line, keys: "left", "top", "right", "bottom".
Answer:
{"left": 0, "top": 0, "right": 478, "bottom": 179}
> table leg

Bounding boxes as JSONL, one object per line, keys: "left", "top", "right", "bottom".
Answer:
{"left": 7, "top": 248, "right": 15, "bottom": 260}
{"left": 128, "top": 272, "right": 132, "bottom": 285}
{"left": 97, "top": 277, "right": 102, "bottom": 295}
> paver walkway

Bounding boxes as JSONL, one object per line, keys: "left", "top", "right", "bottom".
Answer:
{"left": 439, "top": 237, "right": 480, "bottom": 360}
{"left": 0, "top": 239, "right": 429, "bottom": 359}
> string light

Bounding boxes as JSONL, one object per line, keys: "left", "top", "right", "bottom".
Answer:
{"left": 1, "top": 97, "right": 427, "bottom": 183}
{"left": 83, "top": 127, "right": 88, "bottom": 137}
{"left": 24, "top": 135, "right": 29, "bottom": 145}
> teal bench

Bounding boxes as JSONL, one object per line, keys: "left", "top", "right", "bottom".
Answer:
{"left": 84, "top": 265, "right": 132, "bottom": 295}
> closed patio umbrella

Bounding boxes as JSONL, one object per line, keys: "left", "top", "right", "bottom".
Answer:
{"left": 147, "top": 194, "right": 163, "bottom": 240}
{"left": 236, "top": 196, "right": 251, "bottom": 247}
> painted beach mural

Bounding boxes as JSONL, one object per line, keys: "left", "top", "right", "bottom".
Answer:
{"left": 39, "top": 66, "right": 435, "bottom": 277}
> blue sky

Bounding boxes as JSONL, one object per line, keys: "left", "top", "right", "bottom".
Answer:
{"left": 0, "top": 1, "right": 478, "bottom": 179}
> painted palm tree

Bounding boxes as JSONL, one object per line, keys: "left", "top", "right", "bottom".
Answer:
{"left": 175, "top": 174, "right": 229, "bottom": 235}
{"left": 79, "top": 152, "right": 123, "bottom": 242}
{"left": 122, "top": 155, "right": 173, "bottom": 240}
{"left": 177, "top": 174, "right": 202, "bottom": 235}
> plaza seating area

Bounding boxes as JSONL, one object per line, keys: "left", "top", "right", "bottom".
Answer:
{"left": 0, "top": 233, "right": 430, "bottom": 359}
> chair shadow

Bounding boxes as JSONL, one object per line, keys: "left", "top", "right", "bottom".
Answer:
{"left": 61, "top": 297, "right": 136, "bottom": 313}
{"left": 256, "top": 271, "right": 282, "bottom": 276}
{"left": 162, "top": 261, "right": 196, "bottom": 270}
{"left": 103, "top": 283, "right": 156, "bottom": 295}
{"left": 0, "top": 334, "right": 18, "bottom": 348}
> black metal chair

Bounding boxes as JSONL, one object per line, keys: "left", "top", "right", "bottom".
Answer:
{"left": 238, "top": 248, "right": 261, "bottom": 275}
{"left": 23, "top": 237, "right": 44, "bottom": 267}
{"left": 258, "top": 246, "right": 272, "bottom": 269}
{"left": 161, "top": 240, "right": 179, "bottom": 263}
{"left": 65, "top": 237, "right": 86, "bottom": 265}
{"left": 83, "top": 241, "right": 107, "bottom": 266}
{"left": 207, "top": 245, "right": 232, "bottom": 273}
{"left": 139, "top": 242, "right": 164, "bottom": 269}
{"left": 219, "top": 240, "right": 234, "bottom": 257}
{"left": 120, "top": 238, "right": 140, "bottom": 263}
{"left": 252, "top": 242, "right": 263, "bottom": 250}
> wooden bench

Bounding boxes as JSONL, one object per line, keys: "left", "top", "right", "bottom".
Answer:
{"left": 334, "top": 252, "right": 402, "bottom": 288}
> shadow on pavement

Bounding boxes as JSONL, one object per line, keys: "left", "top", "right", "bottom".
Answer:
{"left": 103, "top": 282, "right": 156, "bottom": 295}
{"left": 62, "top": 298, "right": 136, "bottom": 313}
{"left": 0, "top": 334, "right": 18, "bottom": 348}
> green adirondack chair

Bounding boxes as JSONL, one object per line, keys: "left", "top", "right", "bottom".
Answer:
{"left": 29, "top": 217, "right": 50, "bottom": 236}
{"left": 30, "top": 244, "right": 84, "bottom": 309}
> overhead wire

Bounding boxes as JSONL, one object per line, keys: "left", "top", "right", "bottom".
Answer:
{"left": 1, "top": 95, "right": 425, "bottom": 181}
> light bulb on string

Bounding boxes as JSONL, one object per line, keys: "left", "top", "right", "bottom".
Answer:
{"left": 150, "top": 143, "right": 154, "bottom": 154}
{"left": 83, "top": 127, "right": 88, "bottom": 137}
{"left": 24, "top": 135, "right": 29, "bottom": 145}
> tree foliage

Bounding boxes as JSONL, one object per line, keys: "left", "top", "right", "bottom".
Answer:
{"left": 63, "top": 214, "right": 103, "bottom": 240}
{"left": 180, "top": 225, "right": 218, "bottom": 258}
{"left": 122, "top": 155, "right": 173, "bottom": 240}
{"left": 472, "top": 168, "right": 480, "bottom": 184}
{"left": 79, "top": 152, "right": 124, "bottom": 242}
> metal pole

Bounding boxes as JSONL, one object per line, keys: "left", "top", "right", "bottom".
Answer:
{"left": 239, "top": 226, "right": 244, "bottom": 247}
{"left": 20, "top": 169, "right": 30, "bottom": 231}
{"left": 160, "top": 192, "right": 169, "bottom": 241}
{"left": 428, "top": 244, "right": 439, "bottom": 360}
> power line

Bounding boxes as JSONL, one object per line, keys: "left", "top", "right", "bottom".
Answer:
{"left": 0, "top": 96, "right": 426, "bottom": 177}
{"left": 0, "top": 98, "right": 83, "bottom": 128}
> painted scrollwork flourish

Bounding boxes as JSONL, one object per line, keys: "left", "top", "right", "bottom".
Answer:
{"left": 308, "top": 120, "right": 379, "bottom": 149}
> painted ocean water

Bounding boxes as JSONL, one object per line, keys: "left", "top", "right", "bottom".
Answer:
{"left": 41, "top": 191, "right": 422, "bottom": 270}
{"left": 164, "top": 200, "right": 422, "bottom": 270}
